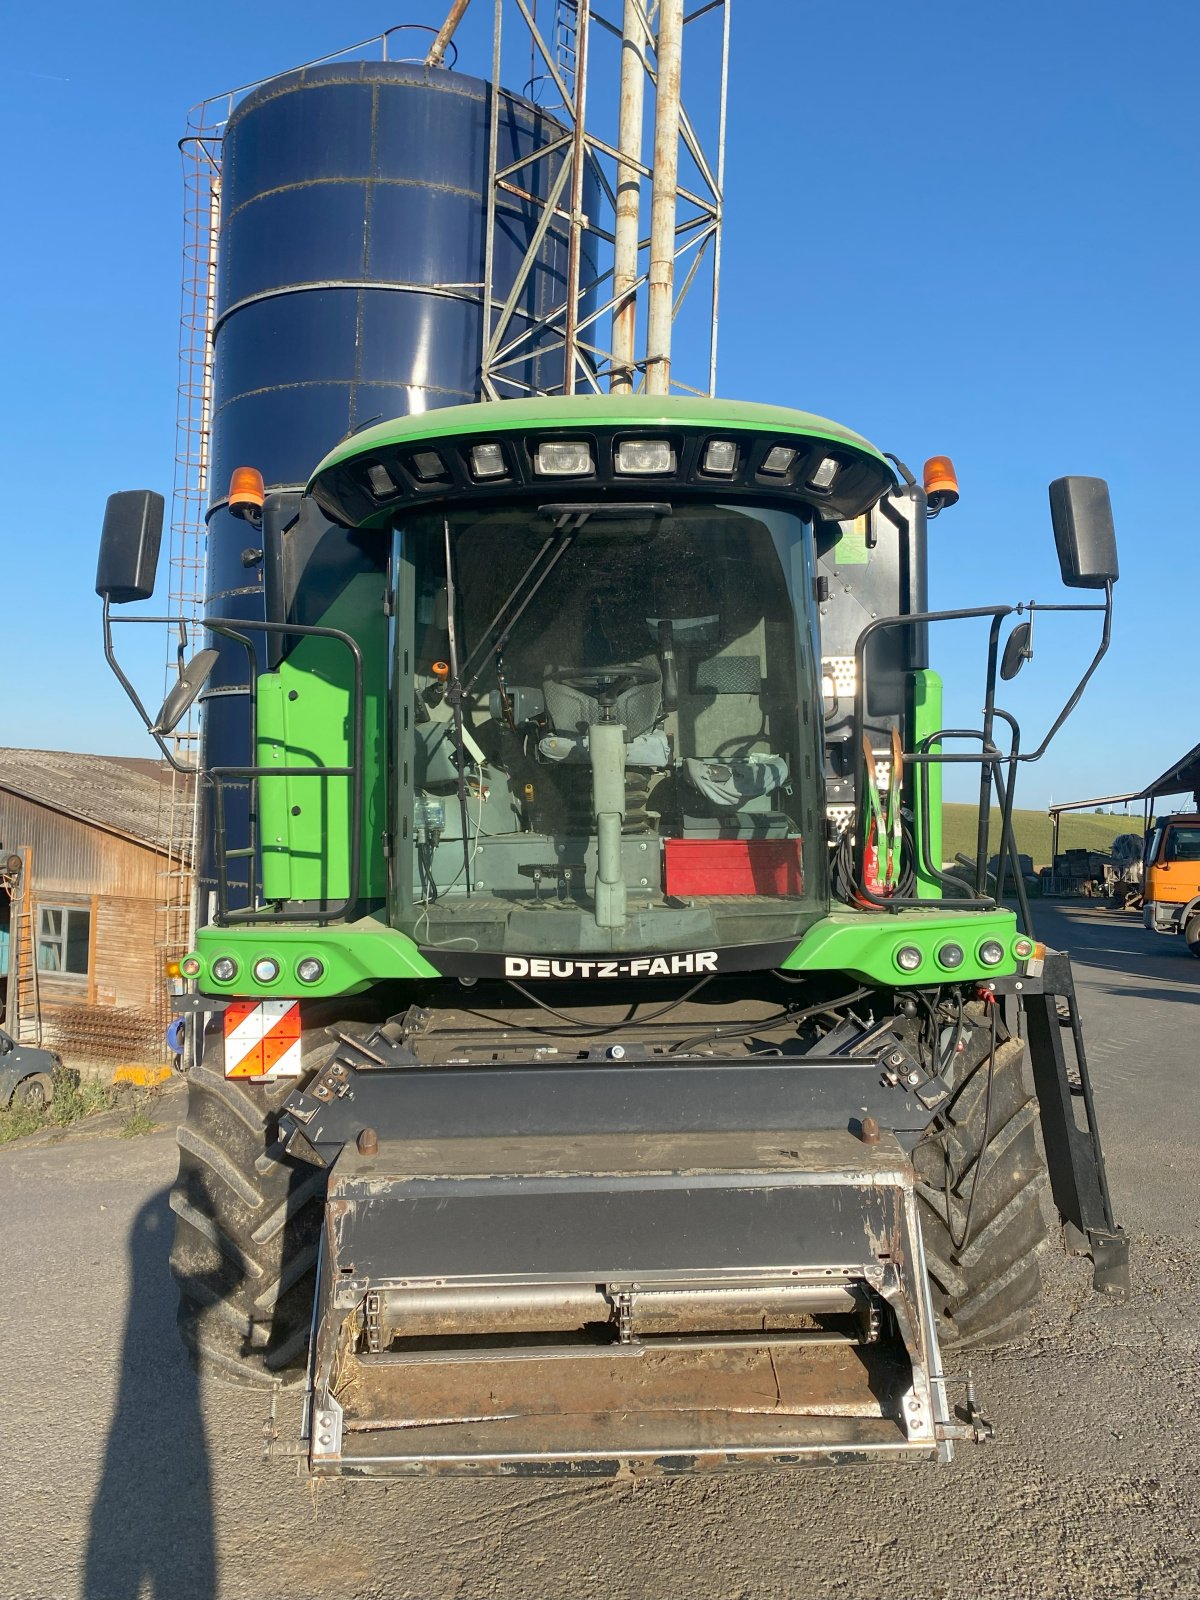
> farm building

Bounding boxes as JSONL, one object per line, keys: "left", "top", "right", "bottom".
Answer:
{"left": 0, "top": 749, "right": 192, "bottom": 1065}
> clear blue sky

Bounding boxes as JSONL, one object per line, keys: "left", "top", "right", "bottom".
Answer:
{"left": 2, "top": 1, "right": 1196, "bottom": 810}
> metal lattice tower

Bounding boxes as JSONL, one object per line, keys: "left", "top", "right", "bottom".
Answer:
{"left": 478, "top": 0, "right": 729, "bottom": 401}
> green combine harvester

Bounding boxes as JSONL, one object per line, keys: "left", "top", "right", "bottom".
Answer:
{"left": 96, "top": 11, "right": 1127, "bottom": 1476}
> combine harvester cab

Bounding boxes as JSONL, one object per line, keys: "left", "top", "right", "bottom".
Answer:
{"left": 95, "top": 4, "right": 1128, "bottom": 1479}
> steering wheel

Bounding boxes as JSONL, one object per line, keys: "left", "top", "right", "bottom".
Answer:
{"left": 547, "top": 662, "right": 659, "bottom": 708}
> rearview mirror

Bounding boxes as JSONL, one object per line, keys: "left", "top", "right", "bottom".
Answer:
{"left": 152, "top": 648, "right": 219, "bottom": 735}
{"left": 1000, "top": 621, "right": 1033, "bottom": 680}
{"left": 96, "top": 490, "right": 164, "bottom": 604}
{"left": 1048, "top": 476, "right": 1118, "bottom": 590}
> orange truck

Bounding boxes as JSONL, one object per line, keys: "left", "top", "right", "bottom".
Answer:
{"left": 1143, "top": 814, "right": 1200, "bottom": 955}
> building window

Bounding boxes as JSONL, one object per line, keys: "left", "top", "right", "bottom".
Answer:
{"left": 37, "top": 906, "right": 91, "bottom": 977}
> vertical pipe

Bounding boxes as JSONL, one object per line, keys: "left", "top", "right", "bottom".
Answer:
{"left": 644, "top": 0, "right": 683, "bottom": 395}
{"left": 481, "top": 0, "right": 503, "bottom": 399}
{"left": 708, "top": 0, "right": 730, "bottom": 397}
{"left": 1051, "top": 807, "right": 1061, "bottom": 893}
{"left": 561, "top": 1, "right": 591, "bottom": 396}
{"left": 610, "top": 0, "right": 647, "bottom": 392}
{"left": 973, "top": 615, "right": 1004, "bottom": 896}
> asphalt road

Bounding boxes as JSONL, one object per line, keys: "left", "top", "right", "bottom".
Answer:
{"left": 1, "top": 902, "right": 1197, "bottom": 1600}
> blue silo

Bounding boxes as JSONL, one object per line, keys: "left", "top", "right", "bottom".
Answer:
{"left": 201, "top": 59, "right": 598, "bottom": 906}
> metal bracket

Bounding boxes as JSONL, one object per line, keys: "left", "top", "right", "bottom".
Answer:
{"left": 364, "top": 1289, "right": 384, "bottom": 1354}
{"left": 611, "top": 1287, "right": 638, "bottom": 1345}
{"left": 935, "top": 1370, "right": 995, "bottom": 1444}
{"left": 171, "top": 991, "right": 233, "bottom": 1015}
{"left": 1072, "top": 1224, "right": 1132, "bottom": 1298}
{"left": 309, "top": 1398, "right": 344, "bottom": 1462}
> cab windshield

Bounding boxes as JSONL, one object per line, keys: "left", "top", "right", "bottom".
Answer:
{"left": 392, "top": 497, "right": 826, "bottom": 956}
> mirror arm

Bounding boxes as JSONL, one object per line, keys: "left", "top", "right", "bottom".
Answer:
{"left": 1019, "top": 580, "right": 1113, "bottom": 763}
{"left": 101, "top": 598, "right": 197, "bottom": 775}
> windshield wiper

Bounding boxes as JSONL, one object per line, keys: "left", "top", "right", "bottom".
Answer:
{"left": 456, "top": 503, "right": 670, "bottom": 699}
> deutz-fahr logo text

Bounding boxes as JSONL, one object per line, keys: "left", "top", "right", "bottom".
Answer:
{"left": 504, "top": 951, "right": 718, "bottom": 979}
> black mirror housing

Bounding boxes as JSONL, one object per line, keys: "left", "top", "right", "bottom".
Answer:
{"left": 1000, "top": 620, "right": 1033, "bottom": 681}
{"left": 1049, "top": 476, "right": 1118, "bottom": 589}
{"left": 96, "top": 490, "right": 165, "bottom": 603}
{"left": 152, "top": 648, "right": 220, "bottom": 736}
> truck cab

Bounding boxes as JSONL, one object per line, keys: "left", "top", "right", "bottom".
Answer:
{"left": 1143, "top": 813, "right": 1200, "bottom": 953}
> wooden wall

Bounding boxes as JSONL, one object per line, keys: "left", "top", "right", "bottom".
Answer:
{"left": 0, "top": 791, "right": 180, "bottom": 1050}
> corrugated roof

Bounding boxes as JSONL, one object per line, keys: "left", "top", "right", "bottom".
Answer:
{"left": 1143, "top": 740, "right": 1200, "bottom": 803}
{"left": 0, "top": 748, "right": 192, "bottom": 854}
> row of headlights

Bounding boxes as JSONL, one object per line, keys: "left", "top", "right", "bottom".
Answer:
{"left": 179, "top": 953, "right": 326, "bottom": 987}
{"left": 364, "top": 436, "right": 842, "bottom": 497}
{"left": 183, "top": 931, "right": 1036, "bottom": 989}
{"left": 892, "top": 935, "right": 1034, "bottom": 976}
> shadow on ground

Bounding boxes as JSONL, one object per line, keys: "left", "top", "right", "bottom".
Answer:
{"left": 84, "top": 1186, "right": 216, "bottom": 1600}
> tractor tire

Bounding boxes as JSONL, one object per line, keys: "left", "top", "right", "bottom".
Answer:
{"left": 913, "top": 1004, "right": 1055, "bottom": 1348}
{"left": 169, "top": 1039, "right": 328, "bottom": 1387}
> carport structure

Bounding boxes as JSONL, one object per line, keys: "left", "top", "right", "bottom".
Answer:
{"left": 1047, "top": 739, "right": 1200, "bottom": 865}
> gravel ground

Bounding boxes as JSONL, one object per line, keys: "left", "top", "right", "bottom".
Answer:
{"left": 0, "top": 902, "right": 1196, "bottom": 1600}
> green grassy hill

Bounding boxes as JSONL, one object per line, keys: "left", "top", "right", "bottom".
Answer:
{"left": 941, "top": 804, "right": 1143, "bottom": 870}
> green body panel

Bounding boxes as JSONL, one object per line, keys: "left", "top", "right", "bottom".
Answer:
{"left": 185, "top": 906, "right": 1020, "bottom": 1001}
{"left": 781, "top": 905, "right": 1020, "bottom": 986}
{"left": 192, "top": 918, "right": 440, "bottom": 997}
{"left": 310, "top": 395, "right": 889, "bottom": 487}
{"left": 910, "top": 669, "right": 944, "bottom": 900}
{"left": 256, "top": 574, "right": 389, "bottom": 903}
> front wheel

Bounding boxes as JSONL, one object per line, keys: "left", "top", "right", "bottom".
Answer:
{"left": 913, "top": 1002, "right": 1056, "bottom": 1348}
{"left": 1184, "top": 915, "right": 1200, "bottom": 957}
{"left": 12, "top": 1073, "right": 53, "bottom": 1111}
{"left": 169, "top": 1025, "right": 327, "bottom": 1386}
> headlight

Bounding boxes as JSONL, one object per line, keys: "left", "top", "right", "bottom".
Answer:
{"left": 936, "top": 942, "right": 965, "bottom": 970}
{"left": 807, "top": 456, "right": 839, "bottom": 490}
{"left": 180, "top": 955, "right": 201, "bottom": 978}
{"left": 296, "top": 957, "right": 325, "bottom": 985}
{"left": 615, "top": 437, "right": 673, "bottom": 474}
{"left": 469, "top": 442, "right": 507, "bottom": 480}
{"left": 366, "top": 462, "right": 397, "bottom": 497}
{"left": 761, "top": 445, "right": 797, "bottom": 475}
{"left": 252, "top": 957, "right": 280, "bottom": 983}
{"left": 894, "top": 945, "right": 923, "bottom": 973}
{"left": 410, "top": 449, "right": 447, "bottom": 481}
{"left": 701, "top": 439, "right": 738, "bottom": 475}
{"left": 1013, "top": 936, "right": 1035, "bottom": 960}
{"left": 211, "top": 957, "right": 238, "bottom": 983}
{"left": 534, "top": 440, "right": 593, "bottom": 476}
{"left": 978, "top": 939, "right": 1005, "bottom": 967}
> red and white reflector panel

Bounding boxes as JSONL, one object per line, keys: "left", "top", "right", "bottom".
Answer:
{"left": 223, "top": 999, "right": 302, "bottom": 1080}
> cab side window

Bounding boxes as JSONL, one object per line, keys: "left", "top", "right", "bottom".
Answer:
{"left": 1164, "top": 827, "right": 1200, "bottom": 863}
